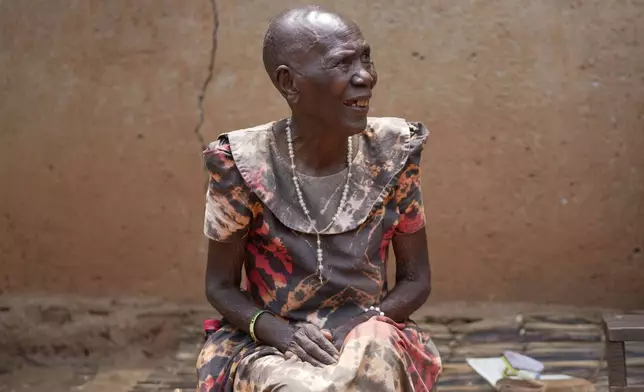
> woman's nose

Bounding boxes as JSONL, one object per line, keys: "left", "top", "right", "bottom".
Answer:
{"left": 351, "top": 67, "right": 375, "bottom": 87}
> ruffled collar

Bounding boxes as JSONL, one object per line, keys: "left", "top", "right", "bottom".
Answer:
{"left": 224, "top": 117, "right": 423, "bottom": 235}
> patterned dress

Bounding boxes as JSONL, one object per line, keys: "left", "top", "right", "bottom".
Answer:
{"left": 197, "top": 117, "right": 442, "bottom": 391}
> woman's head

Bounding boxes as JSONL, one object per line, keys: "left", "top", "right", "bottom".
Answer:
{"left": 263, "top": 6, "right": 378, "bottom": 135}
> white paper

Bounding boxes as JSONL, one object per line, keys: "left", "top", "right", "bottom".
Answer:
{"left": 466, "top": 357, "right": 572, "bottom": 387}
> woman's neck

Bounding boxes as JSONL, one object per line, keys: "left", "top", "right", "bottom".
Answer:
{"left": 287, "top": 115, "right": 354, "bottom": 176}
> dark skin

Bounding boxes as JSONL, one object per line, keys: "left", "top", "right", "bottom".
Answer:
{"left": 268, "top": 8, "right": 377, "bottom": 176}
{"left": 205, "top": 6, "right": 432, "bottom": 366}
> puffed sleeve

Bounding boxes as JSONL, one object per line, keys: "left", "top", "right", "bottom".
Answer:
{"left": 394, "top": 122, "right": 429, "bottom": 235}
{"left": 203, "top": 136, "right": 254, "bottom": 242}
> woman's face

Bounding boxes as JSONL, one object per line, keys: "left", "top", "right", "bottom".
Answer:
{"left": 288, "top": 21, "right": 378, "bottom": 136}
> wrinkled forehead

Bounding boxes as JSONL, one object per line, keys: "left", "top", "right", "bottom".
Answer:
{"left": 292, "top": 11, "right": 366, "bottom": 60}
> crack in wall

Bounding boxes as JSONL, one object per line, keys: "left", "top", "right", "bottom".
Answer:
{"left": 195, "top": 0, "right": 218, "bottom": 192}
{"left": 194, "top": 0, "right": 218, "bottom": 153}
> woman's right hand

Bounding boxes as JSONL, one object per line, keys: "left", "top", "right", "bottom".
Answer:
{"left": 280, "top": 324, "right": 339, "bottom": 367}
{"left": 205, "top": 238, "right": 338, "bottom": 367}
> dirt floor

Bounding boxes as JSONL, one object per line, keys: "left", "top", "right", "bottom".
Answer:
{"left": 0, "top": 296, "right": 207, "bottom": 392}
{"left": 0, "top": 296, "right": 642, "bottom": 392}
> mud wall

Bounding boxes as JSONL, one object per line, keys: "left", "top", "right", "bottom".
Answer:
{"left": 1, "top": 1, "right": 643, "bottom": 308}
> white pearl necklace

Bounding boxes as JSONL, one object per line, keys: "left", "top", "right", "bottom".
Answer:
{"left": 286, "top": 118, "right": 353, "bottom": 283}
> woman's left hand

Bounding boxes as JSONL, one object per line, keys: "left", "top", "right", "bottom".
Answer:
{"left": 332, "top": 314, "right": 407, "bottom": 351}
{"left": 331, "top": 314, "right": 371, "bottom": 351}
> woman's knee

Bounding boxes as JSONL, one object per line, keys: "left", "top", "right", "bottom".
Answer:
{"left": 348, "top": 316, "right": 400, "bottom": 341}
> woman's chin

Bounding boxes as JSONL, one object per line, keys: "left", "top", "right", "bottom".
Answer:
{"left": 342, "top": 117, "right": 369, "bottom": 134}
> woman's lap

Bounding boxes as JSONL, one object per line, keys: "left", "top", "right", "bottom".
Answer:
{"left": 198, "top": 317, "right": 441, "bottom": 392}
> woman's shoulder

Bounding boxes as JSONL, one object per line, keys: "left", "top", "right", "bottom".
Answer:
{"left": 366, "top": 117, "right": 429, "bottom": 145}
{"left": 363, "top": 117, "right": 429, "bottom": 165}
{"left": 203, "top": 121, "right": 276, "bottom": 170}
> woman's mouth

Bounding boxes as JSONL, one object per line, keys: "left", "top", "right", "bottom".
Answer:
{"left": 343, "top": 99, "right": 370, "bottom": 109}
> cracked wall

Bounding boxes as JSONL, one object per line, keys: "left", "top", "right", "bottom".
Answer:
{"left": 1, "top": 1, "right": 643, "bottom": 308}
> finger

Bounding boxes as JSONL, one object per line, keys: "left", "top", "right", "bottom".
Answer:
{"left": 304, "top": 354, "right": 326, "bottom": 367}
{"left": 326, "top": 329, "right": 344, "bottom": 352}
{"left": 322, "top": 337, "right": 341, "bottom": 360}
{"left": 291, "top": 343, "right": 324, "bottom": 367}
{"left": 321, "top": 329, "right": 333, "bottom": 341}
{"left": 296, "top": 333, "right": 336, "bottom": 366}
{"left": 303, "top": 329, "right": 339, "bottom": 364}
{"left": 375, "top": 315, "right": 405, "bottom": 329}
{"left": 305, "top": 326, "right": 339, "bottom": 356}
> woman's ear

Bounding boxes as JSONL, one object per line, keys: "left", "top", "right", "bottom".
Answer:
{"left": 275, "top": 65, "right": 299, "bottom": 104}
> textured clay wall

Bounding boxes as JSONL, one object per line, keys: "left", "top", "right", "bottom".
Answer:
{"left": 1, "top": 1, "right": 643, "bottom": 308}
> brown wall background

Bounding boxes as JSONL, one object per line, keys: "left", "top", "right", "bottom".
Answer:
{"left": 1, "top": 1, "right": 643, "bottom": 309}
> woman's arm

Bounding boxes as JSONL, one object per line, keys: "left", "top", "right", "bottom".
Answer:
{"left": 331, "top": 228, "right": 430, "bottom": 349}
{"left": 332, "top": 122, "right": 431, "bottom": 348}
{"left": 378, "top": 227, "right": 431, "bottom": 322}
{"left": 379, "top": 122, "right": 432, "bottom": 321}
{"left": 203, "top": 140, "right": 337, "bottom": 365}
{"left": 205, "top": 238, "right": 339, "bottom": 365}
{"left": 205, "top": 237, "right": 291, "bottom": 350}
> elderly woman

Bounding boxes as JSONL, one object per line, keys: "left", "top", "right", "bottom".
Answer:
{"left": 197, "top": 5, "right": 442, "bottom": 392}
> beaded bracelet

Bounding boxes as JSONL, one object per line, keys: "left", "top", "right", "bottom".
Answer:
{"left": 365, "top": 305, "right": 385, "bottom": 316}
{"left": 249, "top": 309, "right": 273, "bottom": 342}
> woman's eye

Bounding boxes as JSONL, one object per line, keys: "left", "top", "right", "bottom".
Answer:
{"left": 336, "top": 57, "right": 352, "bottom": 68}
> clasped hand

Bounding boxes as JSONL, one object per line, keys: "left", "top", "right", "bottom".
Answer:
{"left": 282, "top": 324, "right": 339, "bottom": 367}
{"left": 280, "top": 315, "right": 400, "bottom": 367}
